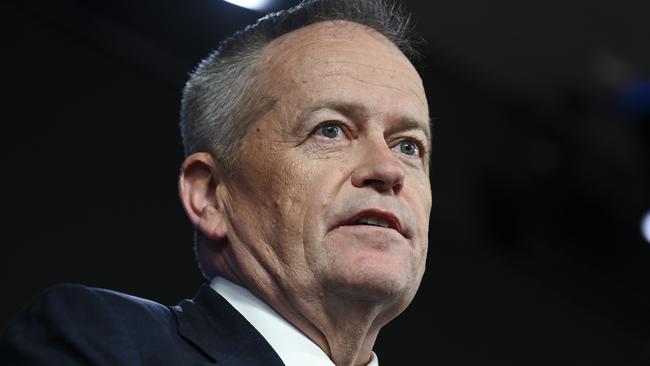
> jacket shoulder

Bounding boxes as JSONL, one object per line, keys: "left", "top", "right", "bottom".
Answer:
{"left": 26, "top": 283, "right": 174, "bottom": 330}
{"left": 36, "top": 283, "right": 167, "bottom": 309}
{"left": 0, "top": 284, "right": 175, "bottom": 365}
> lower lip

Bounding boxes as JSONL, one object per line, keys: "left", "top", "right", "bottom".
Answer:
{"left": 329, "top": 225, "right": 408, "bottom": 250}
{"left": 334, "top": 224, "right": 404, "bottom": 237}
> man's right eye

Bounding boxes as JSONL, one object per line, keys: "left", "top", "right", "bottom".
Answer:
{"left": 316, "top": 123, "right": 342, "bottom": 139}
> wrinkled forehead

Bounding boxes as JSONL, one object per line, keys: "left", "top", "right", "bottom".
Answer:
{"left": 257, "top": 20, "right": 427, "bottom": 108}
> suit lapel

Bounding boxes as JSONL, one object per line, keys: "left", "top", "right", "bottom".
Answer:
{"left": 173, "top": 284, "right": 285, "bottom": 366}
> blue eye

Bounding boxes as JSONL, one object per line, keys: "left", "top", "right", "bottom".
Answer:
{"left": 318, "top": 123, "right": 341, "bottom": 139}
{"left": 398, "top": 140, "right": 419, "bottom": 156}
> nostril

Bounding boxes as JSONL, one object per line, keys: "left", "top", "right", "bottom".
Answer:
{"left": 392, "top": 182, "right": 403, "bottom": 195}
{"left": 363, "top": 178, "right": 402, "bottom": 194}
{"left": 387, "top": 181, "right": 403, "bottom": 195}
{"left": 364, "top": 178, "right": 384, "bottom": 186}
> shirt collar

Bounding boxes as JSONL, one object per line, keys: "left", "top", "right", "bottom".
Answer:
{"left": 210, "top": 277, "right": 379, "bottom": 366}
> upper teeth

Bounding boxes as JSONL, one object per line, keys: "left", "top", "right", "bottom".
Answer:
{"left": 357, "top": 216, "right": 390, "bottom": 228}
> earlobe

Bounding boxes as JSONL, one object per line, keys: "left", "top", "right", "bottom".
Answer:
{"left": 197, "top": 206, "right": 227, "bottom": 240}
{"left": 178, "top": 152, "right": 228, "bottom": 240}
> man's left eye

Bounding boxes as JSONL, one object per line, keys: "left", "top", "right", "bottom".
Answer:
{"left": 396, "top": 140, "right": 420, "bottom": 156}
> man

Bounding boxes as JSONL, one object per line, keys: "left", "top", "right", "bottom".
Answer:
{"left": 0, "top": 0, "right": 431, "bottom": 365}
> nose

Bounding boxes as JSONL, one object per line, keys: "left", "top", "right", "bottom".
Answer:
{"left": 351, "top": 139, "right": 405, "bottom": 195}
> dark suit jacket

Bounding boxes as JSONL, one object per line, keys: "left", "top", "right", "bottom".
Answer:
{"left": 0, "top": 284, "right": 286, "bottom": 365}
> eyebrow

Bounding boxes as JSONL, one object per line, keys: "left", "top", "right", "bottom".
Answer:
{"left": 297, "top": 101, "right": 432, "bottom": 144}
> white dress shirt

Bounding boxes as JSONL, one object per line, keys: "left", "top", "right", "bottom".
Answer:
{"left": 210, "top": 277, "right": 379, "bottom": 366}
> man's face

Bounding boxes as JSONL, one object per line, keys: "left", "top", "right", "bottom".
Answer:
{"left": 223, "top": 21, "right": 431, "bottom": 310}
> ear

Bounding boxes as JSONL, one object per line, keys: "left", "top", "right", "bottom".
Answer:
{"left": 178, "top": 152, "right": 228, "bottom": 241}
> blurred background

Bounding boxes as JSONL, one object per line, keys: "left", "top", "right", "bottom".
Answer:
{"left": 2, "top": 0, "right": 649, "bottom": 365}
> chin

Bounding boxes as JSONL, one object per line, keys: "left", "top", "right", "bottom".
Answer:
{"left": 323, "top": 254, "right": 422, "bottom": 305}
{"left": 314, "top": 228, "right": 426, "bottom": 305}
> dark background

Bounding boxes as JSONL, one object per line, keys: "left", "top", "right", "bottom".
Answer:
{"left": 3, "top": 0, "right": 650, "bottom": 365}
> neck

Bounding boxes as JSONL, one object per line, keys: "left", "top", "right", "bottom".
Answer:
{"left": 226, "top": 271, "right": 403, "bottom": 366}
{"left": 215, "top": 247, "right": 411, "bottom": 365}
{"left": 271, "top": 288, "right": 389, "bottom": 366}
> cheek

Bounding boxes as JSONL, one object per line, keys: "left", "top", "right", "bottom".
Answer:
{"left": 418, "top": 187, "right": 432, "bottom": 227}
{"left": 229, "top": 147, "right": 302, "bottom": 239}
{"left": 299, "top": 162, "right": 351, "bottom": 257}
{"left": 405, "top": 176, "right": 432, "bottom": 260}
{"left": 406, "top": 170, "right": 432, "bottom": 212}
{"left": 302, "top": 160, "right": 349, "bottom": 213}
{"left": 259, "top": 156, "right": 326, "bottom": 245}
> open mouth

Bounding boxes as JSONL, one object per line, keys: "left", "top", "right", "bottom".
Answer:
{"left": 341, "top": 210, "right": 402, "bottom": 234}
{"left": 354, "top": 215, "right": 392, "bottom": 228}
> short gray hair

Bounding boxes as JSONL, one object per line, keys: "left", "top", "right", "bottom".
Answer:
{"left": 179, "top": 0, "right": 421, "bottom": 171}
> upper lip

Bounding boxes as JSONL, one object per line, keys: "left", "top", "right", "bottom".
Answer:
{"left": 339, "top": 209, "right": 403, "bottom": 235}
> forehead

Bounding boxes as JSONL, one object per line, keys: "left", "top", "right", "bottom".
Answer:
{"left": 256, "top": 21, "right": 429, "bottom": 128}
